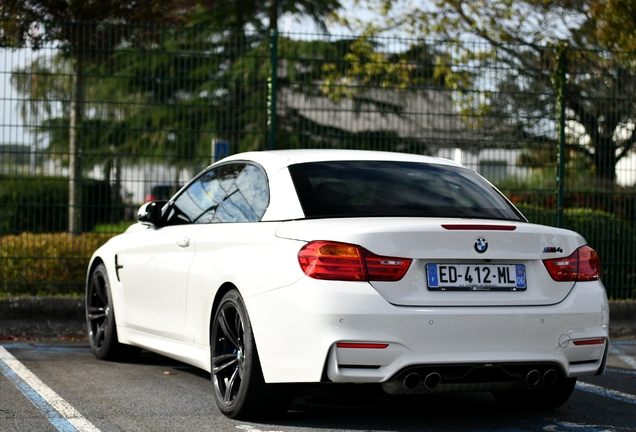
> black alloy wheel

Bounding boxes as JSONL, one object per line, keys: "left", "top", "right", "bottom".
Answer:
{"left": 86, "top": 263, "right": 139, "bottom": 361}
{"left": 212, "top": 294, "right": 247, "bottom": 407}
{"left": 211, "top": 290, "right": 293, "bottom": 419}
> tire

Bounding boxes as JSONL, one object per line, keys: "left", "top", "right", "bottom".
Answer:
{"left": 492, "top": 377, "right": 577, "bottom": 410}
{"left": 86, "top": 263, "right": 140, "bottom": 361}
{"left": 210, "top": 290, "right": 293, "bottom": 419}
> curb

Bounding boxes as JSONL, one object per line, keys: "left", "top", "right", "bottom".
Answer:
{"left": 0, "top": 297, "right": 86, "bottom": 340}
{"left": 0, "top": 297, "right": 85, "bottom": 319}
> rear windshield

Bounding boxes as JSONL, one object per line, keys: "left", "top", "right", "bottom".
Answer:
{"left": 288, "top": 161, "right": 525, "bottom": 221}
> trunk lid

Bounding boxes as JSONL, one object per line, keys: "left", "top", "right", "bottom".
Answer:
{"left": 276, "top": 218, "right": 586, "bottom": 307}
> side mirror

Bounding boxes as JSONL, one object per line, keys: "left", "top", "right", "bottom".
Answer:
{"left": 137, "top": 200, "right": 168, "bottom": 227}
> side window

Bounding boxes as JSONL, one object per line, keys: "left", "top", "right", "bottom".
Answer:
{"left": 169, "top": 163, "right": 268, "bottom": 224}
{"left": 215, "top": 164, "right": 269, "bottom": 222}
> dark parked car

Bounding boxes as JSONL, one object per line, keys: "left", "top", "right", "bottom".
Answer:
{"left": 144, "top": 184, "right": 182, "bottom": 203}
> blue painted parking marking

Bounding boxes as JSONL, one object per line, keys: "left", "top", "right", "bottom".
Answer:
{"left": 0, "top": 346, "right": 100, "bottom": 432}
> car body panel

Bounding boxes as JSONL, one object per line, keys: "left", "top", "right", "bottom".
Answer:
{"left": 182, "top": 221, "right": 305, "bottom": 345}
{"left": 116, "top": 224, "right": 204, "bottom": 339}
{"left": 247, "top": 278, "right": 609, "bottom": 383}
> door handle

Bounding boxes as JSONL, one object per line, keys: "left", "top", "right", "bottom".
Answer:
{"left": 176, "top": 236, "right": 191, "bottom": 248}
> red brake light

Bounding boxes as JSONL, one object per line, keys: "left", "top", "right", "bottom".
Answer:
{"left": 577, "top": 245, "right": 601, "bottom": 281}
{"left": 572, "top": 338, "right": 605, "bottom": 346}
{"left": 298, "top": 241, "right": 412, "bottom": 282}
{"left": 337, "top": 343, "right": 389, "bottom": 349}
{"left": 298, "top": 241, "right": 365, "bottom": 281}
{"left": 441, "top": 224, "right": 517, "bottom": 231}
{"left": 543, "top": 245, "right": 600, "bottom": 282}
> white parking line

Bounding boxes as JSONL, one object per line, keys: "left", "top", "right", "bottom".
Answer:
{"left": 0, "top": 346, "right": 100, "bottom": 432}
{"left": 611, "top": 346, "right": 636, "bottom": 369}
{"left": 576, "top": 381, "right": 636, "bottom": 405}
{"left": 607, "top": 367, "right": 636, "bottom": 376}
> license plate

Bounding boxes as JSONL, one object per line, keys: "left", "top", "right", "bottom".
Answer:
{"left": 426, "top": 264, "right": 526, "bottom": 291}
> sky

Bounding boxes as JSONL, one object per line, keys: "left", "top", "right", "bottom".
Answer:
{"left": 1, "top": 47, "right": 33, "bottom": 147}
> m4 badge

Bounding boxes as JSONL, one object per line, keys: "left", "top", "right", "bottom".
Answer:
{"left": 543, "top": 247, "right": 564, "bottom": 253}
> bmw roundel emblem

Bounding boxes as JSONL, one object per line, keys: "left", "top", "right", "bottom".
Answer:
{"left": 474, "top": 238, "right": 488, "bottom": 253}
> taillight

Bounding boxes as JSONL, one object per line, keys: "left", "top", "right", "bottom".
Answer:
{"left": 543, "top": 245, "right": 600, "bottom": 282}
{"left": 298, "top": 241, "right": 412, "bottom": 282}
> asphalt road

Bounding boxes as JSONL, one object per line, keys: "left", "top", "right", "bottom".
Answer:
{"left": 0, "top": 340, "right": 635, "bottom": 432}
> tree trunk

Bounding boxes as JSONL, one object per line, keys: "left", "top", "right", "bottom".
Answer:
{"left": 593, "top": 135, "right": 617, "bottom": 186}
{"left": 68, "top": 56, "right": 85, "bottom": 234}
{"left": 269, "top": 1, "right": 279, "bottom": 31}
{"left": 112, "top": 154, "right": 122, "bottom": 223}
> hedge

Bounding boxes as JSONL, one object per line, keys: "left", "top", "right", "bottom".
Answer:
{"left": 517, "top": 203, "right": 636, "bottom": 299}
{"left": 0, "top": 232, "right": 116, "bottom": 296}
{"left": 0, "top": 175, "right": 124, "bottom": 234}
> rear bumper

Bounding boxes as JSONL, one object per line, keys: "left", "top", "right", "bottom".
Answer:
{"left": 245, "top": 278, "right": 609, "bottom": 384}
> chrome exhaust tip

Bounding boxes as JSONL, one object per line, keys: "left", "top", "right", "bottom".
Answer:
{"left": 401, "top": 373, "right": 421, "bottom": 390}
{"left": 424, "top": 372, "right": 442, "bottom": 389}
{"left": 525, "top": 370, "right": 541, "bottom": 386}
{"left": 543, "top": 369, "right": 558, "bottom": 385}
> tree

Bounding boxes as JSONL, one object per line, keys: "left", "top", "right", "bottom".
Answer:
{"left": 74, "top": 2, "right": 347, "bottom": 158}
{"left": 192, "top": 0, "right": 342, "bottom": 31}
{"left": 0, "top": 0, "right": 207, "bottom": 233}
{"left": 3, "top": 1, "right": 343, "bottom": 232}
{"left": 592, "top": 0, "right": 636, "bottom": 51}
{"left": 352, "top": 0, "right": 636, "bottom": 185}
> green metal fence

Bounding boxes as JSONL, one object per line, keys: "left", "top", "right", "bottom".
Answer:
{"left": 1, "top": 22, "right": 635, "bottom": 298}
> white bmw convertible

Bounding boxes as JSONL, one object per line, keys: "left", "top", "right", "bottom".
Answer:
{"left": 86, "top": 149, "right": 609, "bottom": 419}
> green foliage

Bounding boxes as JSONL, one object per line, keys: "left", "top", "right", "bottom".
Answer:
{"left": 591, "top": 0, "right": 636, "bottom": 51}
{"left": 498, "top": 165, "right": 636, "bottom": 224}
{"left": 0, "top": 1, "right": 198, "bottom": 50}
{"left": 0, "top": 175, "right": 124, "bottom": 233}
{"left": 191, "top": 0, "right": 342, "bottom": 31}
{"left": 516, "top": 203, "right": 636, "bottom": 299}
{"left": 0, "top": 232, "right": 116, "bottom": 295}
{"left": 92, "top": 222, "right": 135, "bottom": 233}
{"left": 318, "top": 38, "right": 446, "bottom": 102}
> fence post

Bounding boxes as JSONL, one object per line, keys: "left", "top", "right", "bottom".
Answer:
{"left": 268, "top": 29, "right": 278, "bottom": 151}
{"left": 554, "top": 43, "right": 568, "bottom": 228}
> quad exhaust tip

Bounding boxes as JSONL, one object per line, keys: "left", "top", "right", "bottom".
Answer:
{"left": 401, "top": 373, "right": 421, "bottom": 389}
{"left": 400, "top": 372, "right": 442, "bottom": 390}
{"left": 525, "top": 369, "right": 558, "bottom": 387}
{"left": 543, "top": 369, "right": 557, "bottom": 385}
{"left": 424, "top": 372, "right": 442, "bottom": 389}
{"left": 525, "top": 370, "right": 541, "bottom": 386}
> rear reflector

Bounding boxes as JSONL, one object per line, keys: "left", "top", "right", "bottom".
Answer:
{"left": 543, "top": 245, "right": 601, "bottom": 282}
{"left": 572, "top": 339, "right": 605, "bottom": 346}
{"left": 298, "top": 241, "right": 411, "bottom": 282}
{"left": 442, "top": 224, "right": 516, "bottom": 231}
{"left": 337, "top": 343, "right": 389, "bottom": 349}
